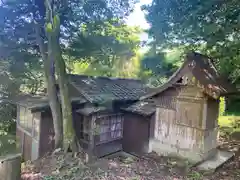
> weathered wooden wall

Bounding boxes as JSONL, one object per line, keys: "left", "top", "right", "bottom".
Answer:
{"left": 39, "top": 110, "right": 55, "bottom": 158}
{"left": 73, "top": 112, "right": 90, "bottom": 150}
{"left": 16, "top": 128, "right": 23, "bottom": 154}
{"left": 73, "top": 112, "right": 124, "bottom": 158}
{"left": 123, "top": 113, "right": 150, "bottom": 155}
{"left": 16, "top": 106, "right": 42, "bottom": 161}
{"left": 93, "top": 113, "right": 124, "bottom": 157}
{"left": 0, "top": 154, "right": 21, "bottom": 180}
{"left": 22, "top": 133, "right": 32, "bottom": 161}
{"left": 150, "top": 84, "right": 219, "bottom": 163}
{"left": 206, "top": 98, "right": 219, "bottom": 129}
{"left": 95, "top": 139, "right": 122, "bottom": 157}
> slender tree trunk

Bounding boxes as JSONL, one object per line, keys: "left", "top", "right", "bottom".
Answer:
{"left": 35, "top": 24, "right": 63, "bottom": 149}
{"left": 46, "top": 31, "right": 64, "bottom": 149}
{"left": 53, "top": 32, "right": 75, "bottom": 150}
{"left": 45, "top": 0, "right": 77, "bottom": 151}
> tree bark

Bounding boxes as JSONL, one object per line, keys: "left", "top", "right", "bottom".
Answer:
{"left": 46, "top": 30, "right": 64, "bottom": 149}
{"left": 35, "top": 24, "right": 63, "bottom": 149}
{"left": 45, "top": 0, "right": 77, "bottom": 151}
{"left": 53, "top": 32, "right": 75, "bottom": 150}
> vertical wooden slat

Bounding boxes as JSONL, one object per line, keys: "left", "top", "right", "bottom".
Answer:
{"left": 202, "top": 101, "right": 208, "bottom": 129}
{"left": 87, "top": 115, "right": 95, "bottom": 162}
{"left": 21, "top": 133, "right": 24, "bottom": 158}
{"left": 154, "top": 108, "right": 159, "bottom": 138}
{"left": 0, "top": 154, "right": 21, "bottom": 180}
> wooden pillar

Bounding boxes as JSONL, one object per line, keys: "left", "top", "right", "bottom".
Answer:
{"left": 0, "top": 154, "right": 21, "bottom": 180}
{"left": 202, "top": 101, "right": 208, "bottom": 129}
{"left": 201, "top": 98, "right": 219, "bottom": 160}
{"left": 86, "top": 115, "right": 96, "bottom": 162}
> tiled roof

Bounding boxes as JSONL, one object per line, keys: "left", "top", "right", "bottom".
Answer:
{"left": 7, "top": 94, "right": 49, "bottom": 109}
{"left": 7, "top": 75, "right": 150, "bottom": 111}
{"left": 6, "top": 84, "right": 87, "bottom": 111}
{"left": 7, "top": 94, "right": 87, "bottom": 111}
{"left": 76, "top": 106, "right": 107, "bottom": 116}
{"left": 69, "top": 75, "right": 150, "bottom": 103}
{"left": 141, "top": 52, "right": 238, "bottom": 100}
{"left": 123, "top": 100, "right": 156, "bottom": 116}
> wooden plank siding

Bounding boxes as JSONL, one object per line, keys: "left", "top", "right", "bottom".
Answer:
{"left": 39, "top": 110, "right": 55, "bottom": 158}
{"left": 73, "top": 112, "right": 90, "bottom": 150}
{"left": 16, "top": 128, "right": 23, "bottom": 156}
{"left": 93, "top": 113, "right": 124, "bottom": 157}
{"left": 175, "top": 99, "right": 204, "bottom": 129}
{"left": 73, "top": 112, "right": 124, "bottom": 158}
{"left": 16, "top": 127, "right": 31, "bottom": 161}
{"left": 23, "top": 133, "right": 32, "bottom": 161}
{"left": 95, "top": 139, "right": 122, "bottom": 157}
{"left": 123, "top": 113, "right": 150, "bottom": 155}
{"left": 16, "top": 106, "right": 42, "bottom": 161}
{"left": 206, "top": 98, "right": 220, "bottom": 129}
{"left": 150, "top": 84, "right": 219, "bottom": 163}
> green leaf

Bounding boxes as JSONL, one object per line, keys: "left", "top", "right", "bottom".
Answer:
{"left": 46, "top": 23, "right": 53, "bottom": 33}
{"left": 53, "top": 15, "right": 60, "bottom": 28}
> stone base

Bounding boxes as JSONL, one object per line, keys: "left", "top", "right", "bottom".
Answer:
{"left": 150, "top": 139, "right": 218, "bottom": 164}
{"left": 197, "top": 150, "right": 234, "bottom": 171}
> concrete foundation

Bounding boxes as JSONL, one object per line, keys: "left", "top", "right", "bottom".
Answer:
{"left": 197, "top": 150, "right": 234, "bottom": 171}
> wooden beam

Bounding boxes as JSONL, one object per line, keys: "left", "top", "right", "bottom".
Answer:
{"left": 87, "top": 115, "right": 96, "bottom": 162}
{"left": 202, "top": 100, "right": 208, "bottom": 129}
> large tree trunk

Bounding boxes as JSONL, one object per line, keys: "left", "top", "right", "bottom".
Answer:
{"left": 46, "top": 32, "right": 64, "bottom": 149}
{"left": 44, "top": 0, "right": 77, "bottom": 151}
{"left": 52, "top": 24, "right": 76, "bottom": 151}
{"left": 36, "top": 25, "right": 63, "bottom": 149}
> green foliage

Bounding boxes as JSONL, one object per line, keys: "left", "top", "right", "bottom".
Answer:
{"left": 141, "top": 53, "right": 177, "bottom": 77}
{"left": 0, "top": 0, "right": 139, "bottom": 151}
{"left": 218, "top": 114, "right": 240, "bottom": 138}
{"left": 144, "top": 0, "right": 240, "bottom": 83}
{"left": 139, "top": 47, "right": 183, "bottom": 87}
{"left": 187, "top": 171, "right": 203, "bottom": 180}
{"left": 0, "top": 0, "right": 138, "bottom": 89}
{"left": 43, "top": 176, "right": 57, "bottom": 180}
{"left": 219, "top": 97, "right": 226, "bottom": 116}
{"left": 68, "top": 21, "right": 142, "bottom": 78}
{"left": 46, "top": 23, "right": 53, "bottom": 32}
{"left": 225, "top": 96, "right": 240, "bottom": 116}
{"left": 0, "top": 135, "right": 16, "bottom": 156}
{"left": 53, "top": 15, "right": 60, "bottom": 29}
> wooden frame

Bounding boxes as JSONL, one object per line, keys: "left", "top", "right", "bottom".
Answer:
{"left": 95, "top": 113, "right": 124, "bottom": 145}
{"left": 79, "top": 116, "right": 90, "bottom": 142}
{"left": 18, "top": 106, "right": 33, "bottom": 134}
{"left": 16, "top": 105, "right": 41, "bottom": 160}
{"left": 175, "top": 99, "right": 205, "bottom": 130}
{"left": 17, "top": 106, "right": 40, "bottom": 139}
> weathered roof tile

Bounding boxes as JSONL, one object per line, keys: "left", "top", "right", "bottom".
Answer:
{"left": 76, "top": 106, "right": 107, "bottom": 116}
{"left": 123, "top": 100, "right": 156, "bottom": 116}
{"left": 69, "top": 75, "right": 150, "bottom": 103}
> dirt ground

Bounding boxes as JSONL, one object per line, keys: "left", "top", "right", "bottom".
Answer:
{"left": 21, "top": 138, "right": 240, "bottom": 180}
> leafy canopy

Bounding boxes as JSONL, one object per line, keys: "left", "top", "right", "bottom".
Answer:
{"left": 144, "top": 0, "right": 240, "bottom": 82}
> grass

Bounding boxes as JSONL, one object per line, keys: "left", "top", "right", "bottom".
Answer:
{"left": 218, "top": 114, "right": 240, "bottom": 139}
{"left": 0, "top": 133, "right": 16, "bottom": 156}
{"left": 187, "top": 171, "right": 203, "bottom": 180}
{"left": 218, "top": 116, "right": 239, "bottom": 127}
